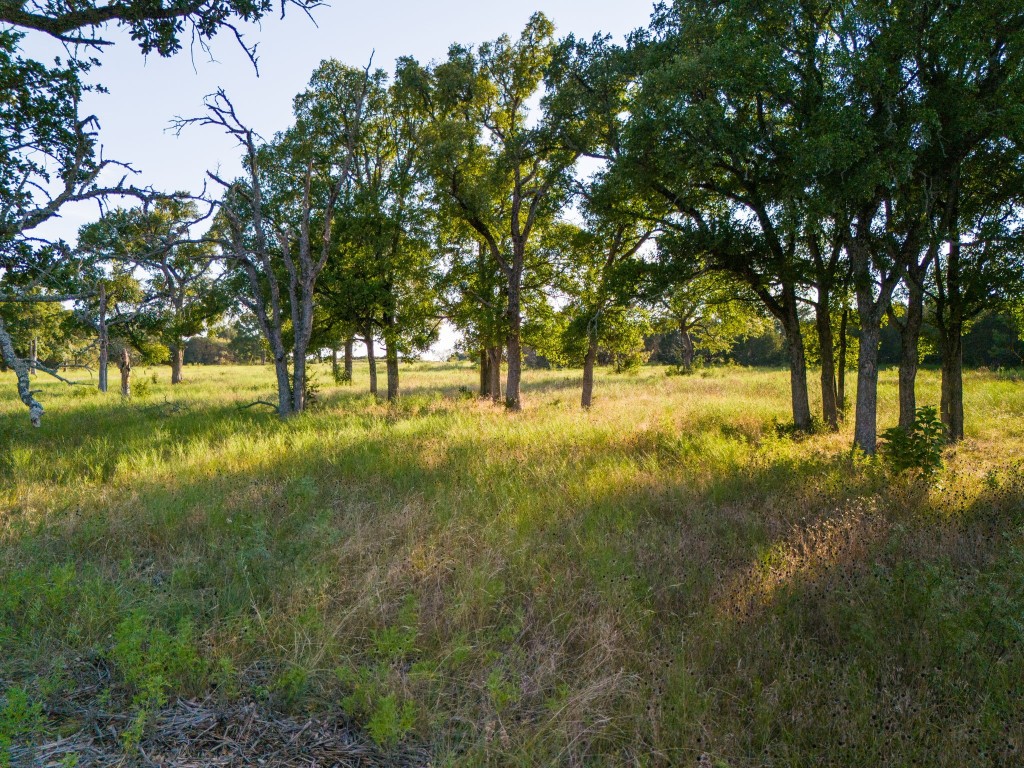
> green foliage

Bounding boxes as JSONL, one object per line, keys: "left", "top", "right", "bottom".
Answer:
{"left": 0, "top": 686, "right": 44, "bottom": 768}
{"left": 110, "top": 611, "right": 204, "bottom": 748}
{"left": 880, "top": 407, "right": 946, "bottom": 476}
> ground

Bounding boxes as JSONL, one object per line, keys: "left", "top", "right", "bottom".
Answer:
{"left": 1, "top": 362, "right": 1022, "bottom": 766}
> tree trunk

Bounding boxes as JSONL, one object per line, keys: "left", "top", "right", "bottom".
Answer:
{"left": 780, "top": 290, "right": 813, "bottom": 432}
{"left": 853, "top": 319, "right": 882, "bottom": 454}
{"left": 344, "top": 338, "right": 354, "bottom": 383}
{"left": 837, "top": 308, "right": 848, "bottom": 414}
{"left": 273, "top": 352, "right": 292, "bottom": 417}
{"left": 119, "top": 348, "right": 132, "bottom": 398}
{"left": 0, "top": 317, "right": 44, "bottom": 425}
{"left": 331, "top": 348, "right": 339, "bottom": 381}
{"left": 170, "top": 344, "right": 184, "bottom": 384}
{"left": 679, "top": 327, "right": 695, "bottom": 372}
{"left": 505, "top": 273, "right": 523, "bottom": 411}
{"left": 98, "top": 283, "right": 108, "bottom": 393}
{"left": 814, "top": 291, "right": 839, "bottom": 431}
{"left": 479, "top": 348, "right": 490, "bottom": 397}
{"left": 940, "top": 322, "right": 964, "bottom": 442}
{"left": 29, "top": 338, "right": 37, "bottom": 375}
{"left": 895, "top": 281, "right": 924, "bottom": 431}
{"left": 365, "top": 332, "right": 378, "bottom": 395}
{"left": 385, "top": 338, "right": 399, "bottom": 402}
{"left": 581, "top": 334, "right": 598, "bottom": 408}
{"left": 487, "top": 347, "right": 502, "bottom": 403}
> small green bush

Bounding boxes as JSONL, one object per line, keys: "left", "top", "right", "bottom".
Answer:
{"left": 880, "top": 406, "right": 946, "bottom": 476}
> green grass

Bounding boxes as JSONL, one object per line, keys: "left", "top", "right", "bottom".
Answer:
{"left": 1, "top": 362, "right": 1023, "bottom": 766}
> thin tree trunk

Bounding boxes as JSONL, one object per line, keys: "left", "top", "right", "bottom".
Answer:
{"left": 505, "top": 276, "right": 523, "bottom": 411}
{"left": 98, "top": 283, "right": 108, "bottom": 393}
{"left": 781, "top": 289, "right": 813, "bottom": 432}
{"left": 331, "top": 347, "right": 339, "bottom": 381}
{"left": 581, "top": 334, "right": 598, "bottom": 408}
{"left": 940, "top": 323, "right": 964, "bottom": 442}
{"left": 479, "top": 348, "right": 490, "bottom": 397}
{"left": 344, "top": 338, "right": 354, "bottom": 383}
{"left": 838, "top": 308, "right": 848, "bottom": 414}
{"left": 895, "top": 280, "right": 924, "bottom": 431}
{"left": 385, "top": 329, "right": 399, "bottom": 403}
{"left": 365, "top": 331, "right": 377, "bottom": 395}
{"left": 119, "top": 348, "right": 132, "bottom": 398}
{"left": 487, "top": 347, "right": 502, "bottom": 403}
{"left": 814, "top": 291, "right": 839, "bottom": 431}
{"left": 29, "top": 338, "right": 37, "bottom": 375}
{"left": 170, "top": 344, "right": 184, "bottom": 384}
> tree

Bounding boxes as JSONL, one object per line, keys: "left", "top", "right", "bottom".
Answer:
{"left": 77, "top": 198, "right": 223, "bottom": 384}
{"left": 416, "top": 14, "right": 582, "bottom": 410}
{"left": 182, "top": 70, "right": 369, "bottom": 417}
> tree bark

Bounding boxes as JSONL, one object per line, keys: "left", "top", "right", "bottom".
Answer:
{"left": 894, "top": 279, "right": 924, "bottom": 432}
{"left": 0, "top": 317, "right": 44, "bottom": 425}
{"left": 365, "top": 331, "right": 378, "bottom": 395}
{"left": 940, "top": 322, "right": 964, "bottom": 442}
{"left": 837, "top": 308, "right": 848, "bottom": 414}
{"left": 679, "top": 327, "right": 695, "bottom": 372}
{"left": 385, "top": 325, "right": 399, "bottom": 402}
{"left": 344, "top": 338, "right": 354, "bottom": 383}
{"left": 853, "top": 318, "right": 882, "bottom": 454}
{"left": 487, "top": 347, "right": 502, "bottom": 403}
{"left": 29, "top": 338, "right": 37, "bottom": 375}
{"left": 814, "top": 290, "right": 839, "bottom": 431}
{"left": 170, "top": 343, "right": 184, "bottom": 384}
{"left": 505, "top": 267, "right": 523, "bottom": 411}
{"left": 98, "top": 283, "right": 108, "bottom": 394}
{"left": 479, "top": 348, "right": 490, "bottom": 397}
{"left": 118, "top": 347, "right": 132, "bottom": 398}
{"left": 581, "top": 334, "right": 598, "bottom": 408}
{"left": 331, "top": 347, "right": 339, "bottom": 381}
{"left": 780, "top": 288, "right": 813, "bottom": 432}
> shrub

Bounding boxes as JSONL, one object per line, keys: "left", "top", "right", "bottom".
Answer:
{"left": 880, "top": 406, "right": 946, "bottom": 476}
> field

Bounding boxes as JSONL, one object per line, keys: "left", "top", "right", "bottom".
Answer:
{"left": 1, "top": 362, "right": 1023, "bottom": 766}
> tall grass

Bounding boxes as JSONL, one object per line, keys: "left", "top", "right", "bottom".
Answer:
{"left": 1, "top": 362, "right": 1022, "bottom": 765}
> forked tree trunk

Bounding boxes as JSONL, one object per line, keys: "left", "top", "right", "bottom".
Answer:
{"left": 119, "top": 348, "right": 132, "bottom": 398}
{"left": 344, "top": 338, "right": 354, "bottom": 383}
{"left": 581, "top": 334, "right": 599, "bottom": 408}
{"left": 170, "top": 343, "right": 184, "bottom": 384}
{"left": 366, "top": 332, "right": 378, "bottom": 395}
{"left": 814, "top": 291, "right": 839, "bottom": 431}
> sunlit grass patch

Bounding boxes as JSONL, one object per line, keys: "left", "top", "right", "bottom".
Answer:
{"left": 1, "top": 363, "right": 1022, "bottom": 765}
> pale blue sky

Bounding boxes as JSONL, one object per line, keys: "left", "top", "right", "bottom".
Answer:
{"left": 20, "top": 1, "right": 656, "bottom": 243}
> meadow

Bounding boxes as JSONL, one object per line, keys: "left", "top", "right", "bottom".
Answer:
{"left": 1, "top": 362, "right": 1022, "bottom": 766}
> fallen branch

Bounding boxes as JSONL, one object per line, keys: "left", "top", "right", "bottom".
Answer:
{"left": 237, "top": 399, "right": 278, "bottom": 411}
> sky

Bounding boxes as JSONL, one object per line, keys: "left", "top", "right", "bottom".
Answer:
{"left": 20, "top": 1, "right": 656, "bottom": 240}
{"left": 17, "top": 1, "right": 657, "bottom": 358}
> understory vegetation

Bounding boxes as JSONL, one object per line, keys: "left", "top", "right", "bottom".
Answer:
{"left": 1, "top": 363, "right": 1023, "bottom": 766}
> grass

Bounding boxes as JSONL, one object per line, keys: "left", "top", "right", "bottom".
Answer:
{"left": 1, "top": 361, "right": 1023, "bottom": 766}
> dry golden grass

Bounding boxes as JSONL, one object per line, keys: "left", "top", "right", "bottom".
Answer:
{"left": 1, "top": 362, "right": 1022, "bottom": 766}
